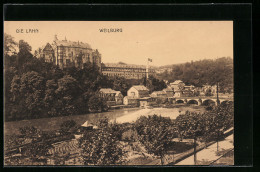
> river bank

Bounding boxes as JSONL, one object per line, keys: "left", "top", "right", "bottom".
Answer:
{"left": 4, "top": 105, "right": 205, "bottom": 136}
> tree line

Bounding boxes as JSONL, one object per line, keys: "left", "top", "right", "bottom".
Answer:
{"left": 156, "top": 57, "right": 233, "bottom": 93}
{"left": 5, "top": 102, "right": 233, "bottom": 165}
{"left": 4, "top": 33, "right": 166, "bottom": 121}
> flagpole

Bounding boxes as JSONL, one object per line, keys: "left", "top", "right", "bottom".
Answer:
{"left": 146, "top": 58, "right": 149, "bottom": 79}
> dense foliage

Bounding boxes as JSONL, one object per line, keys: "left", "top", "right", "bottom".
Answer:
{"left": 175, "top": 101, "right": 234, "bottom": 164}
{"left": 135, "top": 115, "right": 177, "bottom": 165}
{"left": 4, "top": 34, "right": 169, "bottom": 121}
{"left": 78, "top": 118, "right": 125, "bottom": 165}
{"left": 141, "top": 75, "right": 167, "bottom": 93}
{"left": 157, "top": 57, "right": 233, "bottom": 93}
{"left": 59, "top": 120, "right": 77, "bottom": 134}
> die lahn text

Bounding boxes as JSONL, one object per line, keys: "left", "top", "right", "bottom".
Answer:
{"left": 16, "top": 29, "right": 39, "bottom": 33}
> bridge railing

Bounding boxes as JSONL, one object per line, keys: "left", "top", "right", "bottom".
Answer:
{"left": 175, "top": 96, "right": 233, "bottom": 100}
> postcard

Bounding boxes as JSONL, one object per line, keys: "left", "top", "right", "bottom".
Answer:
{"left": 4, "top": 20, "right": 234, "bottom": 166}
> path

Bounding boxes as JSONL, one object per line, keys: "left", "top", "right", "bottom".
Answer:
{"left": 176, "top": 134, "right": 234, "bottom": 165}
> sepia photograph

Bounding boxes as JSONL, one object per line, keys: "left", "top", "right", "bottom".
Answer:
{"left": 4, "top": 21, "right": 234, "bottom": 166}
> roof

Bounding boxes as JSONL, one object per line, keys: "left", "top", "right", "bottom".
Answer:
{"left": 151, "top": 91, "right": 167, "bottom": 95}
{"left": 104, "top": 63, "right": 147, "bottom": 69}
{"left": 81, "top": 121, "right": 93, "bottom": 127}
{"left": 132, "top": 85, "right": 149, "bottom": 91}
{"left": 163, "top": 87, "right": 173, "bottom": 92}
{"left": 139, "top": 97, "right": 151, "bottom": 100}
{"left": 99, "top": 88, "right": 117, "bottom": 94}
{"left": 171, "top": 80, "right": 183, "bottom": 85}
{"left": 55, "top": 39, "right": 92, "bottom": 49}
{"left": 184, "top": 85, "right": 194, "bottom": 87}
{"left": 115, "top": 91, "right": 122, "bottom": 96}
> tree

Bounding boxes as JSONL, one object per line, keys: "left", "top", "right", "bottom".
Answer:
{"left": 9, "top": 71, "right": 45, "bottom": 119}
{"left": 60, "top": 120, "right": 77, "bottom": 134}
{"left": 204, "top": 102, "right": 234, "bottom": 151}
{"left": 55, "top": 75, "right": 81, "bottom": 116}
{"left": 135, "top": 115, "right": 177, "bottom": 165}
{"left": 44, "top": 79, "right": 58, "bottom": 116}
{"left": 22, "top": 141, "right": 53, "bottom": 165}
{"left": 17, "top": 40, "right": 33, "bottom": 69}
{"left": 20, "top": 71, "right": 45, "bottom": 119}
{"left": 4, "top": 67, "right": 18, "bottom": 120}
{"left": 141, "top": 76, "right": 167, "bottom": 93}
{"left": 88, "top": 93, "right": 108, "bottom": 112}
{"left": 56, "top": 75, "right": 80, "bottom": 98}
{"left": 4, "top": 33, "right": 18, "bottom": 56}
{"left": 156, "top": 57, "right": 233, "bottom": 92}
{"left": 78, "top": 120, "right": 125, "bottom": 165}
{"left": 19, "top": 126, "right": 40, "bottom": 138}
{"left": 175, "top": 111, "right": 206, "bottom": 165}
{"left": 112, "top": 77, "right": 130, "bottom": 96}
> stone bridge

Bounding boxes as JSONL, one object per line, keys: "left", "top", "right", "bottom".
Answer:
{"left": 173, "top": 96, "right": 233, "bottom": 106}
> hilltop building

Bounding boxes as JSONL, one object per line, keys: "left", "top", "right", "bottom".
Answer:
{"left": 102, "top": 63, "right": 155, "bottom": 79}
{"left": 36, "top": 35, "right": 102, "bottom": 70}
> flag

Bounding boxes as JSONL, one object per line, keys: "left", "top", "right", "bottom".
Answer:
{"left": 148, "top": 58, "right": 152, "bottom": 62}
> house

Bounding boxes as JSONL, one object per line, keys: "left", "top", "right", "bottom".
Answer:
{"left": 139, "top": 97, "right": 156, "bottom": 108}
{"left": 162, "top": 87, "right": 174, "bottom": 97}
{"left": 170, "top": 80, "right": 185, "bottom": 91}
{"left": 182, "top": 90, "right": 193, "bottom": 97}
{"left": 174, "top": 90, "right": 183, "bottom": 97}
{"left": 184, "top": 85, "right": 195, "bottom": 91}
{"left": 150, "top": 91, "right": 167, "bottom": 98}
{"left": 99, "top": 88, "right": 122, "bottom": 106}
{"left": 123, "top": 96, "right": 139, "bottom": 106}
{"left": 202, "top": 85, "right": 217, "bottom": 96}
{"left": 127, "top": 85, "right": 149, "bottom": 98}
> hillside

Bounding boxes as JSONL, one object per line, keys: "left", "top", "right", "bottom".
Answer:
{"left": 156, "top": 57, "right": 233, "bottom": 93}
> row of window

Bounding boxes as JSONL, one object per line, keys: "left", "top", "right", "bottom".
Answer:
{"left": 103, "top": 68, "right": 146, "bottom": 72}
{"left": 103, "top": 72, "right": 145, "bottom": 77}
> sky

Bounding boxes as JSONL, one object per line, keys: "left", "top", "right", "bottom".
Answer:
{"left": 4, "top": 21, "right": 233, "bottom": 66}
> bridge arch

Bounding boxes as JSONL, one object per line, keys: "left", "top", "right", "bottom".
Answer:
{"left": 187, "top": 99, "right": 198, "bottom": 105}
{"left": 220, "top": 100, "right": 229, "bottom": 106}
{"left": 220, "top": 100, "right": 234, "bottom": 106}
{"left": 176, "top": 99, "right": 184, "bottom": 104}
{"left": 202, "top": 99, "right": 216, "bottom": 106}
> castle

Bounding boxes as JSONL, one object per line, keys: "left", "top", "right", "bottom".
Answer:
{"left": 36, "top": 35, "right": 102, "bottom": 70}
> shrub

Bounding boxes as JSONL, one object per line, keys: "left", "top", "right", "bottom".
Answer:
{"left": 60, "top": 120, "right": 77, "bottom": 134}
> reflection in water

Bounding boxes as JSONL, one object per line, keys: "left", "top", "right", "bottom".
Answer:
{"left": 5, "top": 106, "right": 205, "bottom": 136}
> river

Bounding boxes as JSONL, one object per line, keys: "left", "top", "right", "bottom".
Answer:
{"left": 4, "top": 106, "right": 205, "bottom": 136}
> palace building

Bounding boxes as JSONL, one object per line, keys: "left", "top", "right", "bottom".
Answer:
{"left": 36, "top": 35, "right": 102, "bottom": 70}
{"left": 102, "top": 63, "right": 155, "bottom": 79}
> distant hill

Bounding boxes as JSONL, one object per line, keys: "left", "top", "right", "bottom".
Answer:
{"left": 155, "top": 57, "right": 233, "bottom": 93}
